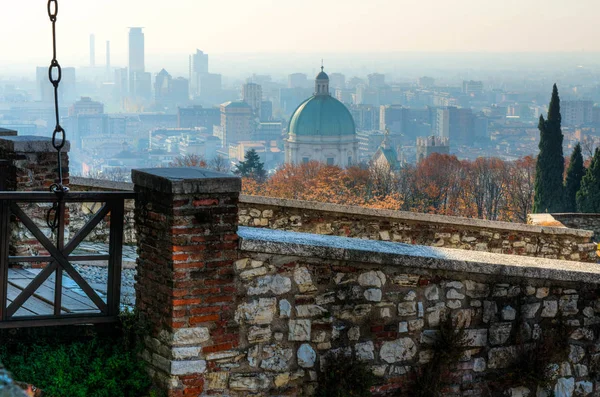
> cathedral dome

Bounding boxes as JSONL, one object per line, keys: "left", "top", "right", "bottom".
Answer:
{"left": 288, "top": 95, "right": 356, "bottom": 137}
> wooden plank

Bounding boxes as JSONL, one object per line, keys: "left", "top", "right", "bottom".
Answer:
{"left": 0, "top": 315, "right": 118, "bottom": 329}
{"left": 9, "top": 269, "right": 106, "bottom": 311}
{"left": 8, "top": 278, "right": 98, "bottom": 313}
{"left": 8, "top": 268, "right": 34, "bottom": 279}
{"left": 6, "top": 285, "right": 55, "bottom": 316}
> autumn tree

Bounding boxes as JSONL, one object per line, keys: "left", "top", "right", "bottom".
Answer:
{"left": 533, "top": 84, "right": 565, "bottom": 213}
{"left": 564, "top": 143, "right": 585, "bottom": 212}
{"left": 577, "top": 148, "right": 600, "bottom": 213}
{"left": 235, "top": 149, "right": 266, "bottom": 182}
{"left": 505, "top": 156, "right": 536, "bottom": 223}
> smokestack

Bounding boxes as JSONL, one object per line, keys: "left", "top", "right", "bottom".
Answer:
{"left": 106, "top": 41, "right": 111, "bottom": 70}
{"left": 90, "top": 34, "right": 95, "bottom": 67}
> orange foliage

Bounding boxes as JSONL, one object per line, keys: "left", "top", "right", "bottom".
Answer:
{"left": 242, "top": 155, "right": 537, "bottom": 223}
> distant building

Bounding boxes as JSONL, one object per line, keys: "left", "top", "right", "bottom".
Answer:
{"left": 220, "top": 101, "right": 253, "bottom": 147}
{"left": 418, "top": 76, "right": 435, "bottom": 88}
{"left": 372, "top": 132, "right": 401, "bottom": 172}
{"left": 416, "top": 136, "right": 449, "bottom": 163}
{"left": 285, "top": 67, "right": 358, "bottom": 167}
{"left": 197, "top": 73, "right": 222, "bottom": 102}
{"left": 255, "top": 122, "right": 283, "bottom": 142}
{"left": 128, "top": 28, "right": 145, "bottom": 96}
{"left": 379, "top": 105, "right": 404, "bottom": 134}
{"left": 155, "top": 69, "right": 189, "bottom": 108}
{"left": 562, "top": 100, "right": 593, "bottom": 126}
{"left": 242, "top": 83, "right": 262, "bottom": 118}
{"left": 462, "top": 80, "right": 484, "bottom": 95}
{"left": 288, "top": 73, "right": 308, "bottom": 88}
{"left": 368, "top": 73, "right": 386, "bottom": 89}
{"left": 435, "top": 106, "right": 478, "bottom": 144}
{"left": 349, "top": 104, "right": 380, "bottom": 131}
{"left": 37, "top": 66, "right": 76, "bottom": 103}
{"left": 329, "top": 73, "right": 346, "bottom": 89}
{"left": 189, "top": 49, "right": 209, "bottom": 96}
{"left": 177, "top": 105, "right": 220, "bottom": 129}
{"left": 89, "top": 34, "right": 96, "bottom": 67}
{"left": 132, "top": 71, "right": 152, "bottom": 100}
{"left": 260, "top": 101, "right": 273, "bottom": 121}
{"left": 69, "top": 97, "right": 104, "bottom": 117}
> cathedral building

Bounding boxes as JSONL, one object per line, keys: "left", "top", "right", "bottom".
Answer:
{"left": 284, "top": 67, "right": 358, "bottom": 167}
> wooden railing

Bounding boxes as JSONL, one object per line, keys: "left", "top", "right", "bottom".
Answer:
{"left": 0, "top": 191, "right": 136, "bottom": 328}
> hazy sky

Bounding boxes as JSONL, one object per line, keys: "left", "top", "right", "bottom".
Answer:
{"left": 0, "top": 0, "right": 597, "bottom": 75}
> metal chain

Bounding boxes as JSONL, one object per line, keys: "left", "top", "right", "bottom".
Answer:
{"left": 46, "top": 0, "right": 69, "bottom": 233}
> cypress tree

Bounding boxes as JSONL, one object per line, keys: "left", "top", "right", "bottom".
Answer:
{"left": 533, "top": 84, "right": 565, "bottom": 213}
{"left": 234, "top": 149, "right": 267, "bottom": 182}
{"left": 564, "top": 143, "right": 585, "bottom": 212}
{"left": 577, "top": 148, "right": 600, "bottom": 213}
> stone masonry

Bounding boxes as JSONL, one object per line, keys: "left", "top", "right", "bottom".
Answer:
{"left": 132, "top": 168, "right": 241, "bottom": 397}
{"left": 0, "top": 136, "right": 70, "bottom": 259}
{"left": 227, "top": 228, "right": 600, "bottom": 396}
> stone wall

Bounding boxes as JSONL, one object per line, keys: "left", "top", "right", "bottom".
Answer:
{"left": 219, "top": 227, "right": 600, "bottom": 396}
{"left": 67, "top": 178, "right": 599, "bottom": 262}
{"left": 548, "top": 214, "right": 600, "bottom": 243}
{"left": 240, "top": 195, "right": 598, "bottom": 263}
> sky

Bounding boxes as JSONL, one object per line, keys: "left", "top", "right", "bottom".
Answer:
{"left": 0, "top": 0, "right": 598, "bottom": 77}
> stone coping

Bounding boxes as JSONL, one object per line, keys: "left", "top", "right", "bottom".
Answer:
{"left": 0, "top": 136, "right": 70, "bottom": 153}
{"left": 70, "top": 176, "right": 134, "bottom": 192}
{"left": 239, "top": 226, "right": 600, "bottom": 284}
{"left": 240, "top": 195, "right": 594, "bottom": 238}
{"left": 132, "top": 168, "right": 241, "bottom": 194}
{"left": 552, "top": 213, "right": 600, "bottom": 218}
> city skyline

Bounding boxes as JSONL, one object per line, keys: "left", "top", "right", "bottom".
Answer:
{"left": 1, "top": 0, "right": 599, "bottom": 74}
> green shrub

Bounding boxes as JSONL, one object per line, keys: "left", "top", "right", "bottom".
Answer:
{"left": 314, "top": 353, "right": 374, "bottom": 397}
{"left": 0, "top": 311, "right": 152, "bottom": 397}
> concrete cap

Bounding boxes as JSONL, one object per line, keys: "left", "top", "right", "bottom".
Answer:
{"left": 239, "top": 227, "right": 600, "bottom": 284}
{"left": 132, "top": 167, "right": 241, "bottom": 194}
{"left": 0, "top": 136, "right": 70, "bottom": 153}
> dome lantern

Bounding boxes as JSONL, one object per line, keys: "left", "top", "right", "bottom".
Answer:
{"left": 315, "top": 62, "right": 329, "bottom": 96}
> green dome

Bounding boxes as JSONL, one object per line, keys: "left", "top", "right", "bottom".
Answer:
{"left": 288, "top": 95, "right": 356, "bottom": 137}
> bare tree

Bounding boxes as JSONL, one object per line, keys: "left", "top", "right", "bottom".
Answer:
{"left": 169, "top": 154, "right": 207, "bottom": 168}
{"left": 208, "top": 155, "right": 230, "bottom": 173}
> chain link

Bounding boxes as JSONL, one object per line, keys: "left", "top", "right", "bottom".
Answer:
{"left": 46, "top": 0, "right": 69, "bottom": 233}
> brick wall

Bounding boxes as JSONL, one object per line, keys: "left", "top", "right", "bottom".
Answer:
{"left": 0, "top": 136, "right": 70, "bottom": 259}
{"left": 132, "top": 168, "right": 241, "bottom": 396}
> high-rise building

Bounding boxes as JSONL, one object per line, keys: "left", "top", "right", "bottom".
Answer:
{"left": 562, "top": 100, "right": 593, "bottom": 126}
{"left": 260, "top": 101, "right": 273, "bottom": 121}
{"left": 36, "top": 66, "right": 76, "bottom": 103}
{"left": 242, "top": 83, "right": 262, "bottom": 118}
{"left": 416, "top": 136, "right": 450, "bottom": 163}
{"left": 380, "top": 105, "right": 404, "bottom": 134}
{"left": 368, "top": 73, "right": 385, "bottom": 89}
{"left": 220, "top": 101, "right": 253, "bottom": 147}
{"left": 89, "top": 34, "right": 95, "bottom": 67}
{"left": 134, "top": 72, "right": 152, "bottom": 100}
{"left": 418, "top": 76, "right": 435, "bottom": 88}
{"left": 329, "top": 73, "right": 345, "bottom": 89}
{"left": 435, "top": 107, "right": 478, "bottom": 144}
{"left": 155, "top": 69, "right": 172, "bottom": 102}
{"left": 128, "top": 27, "right": 145, "bottom": 95}
{"left": 189, "top": 50, "right": 209, "bottom": 96}
{"left": 462, "top": 80, "right": 484, "bottom": 95}
{"left": 288, "top": 73, "right": 308, "bottom": 88}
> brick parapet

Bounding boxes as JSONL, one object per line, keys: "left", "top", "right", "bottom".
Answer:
{"left": 132, "top": 168, "right": 241, "bottom": 396}
{"left": 0, "top": 136, "right": 70, "bottom": 260}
